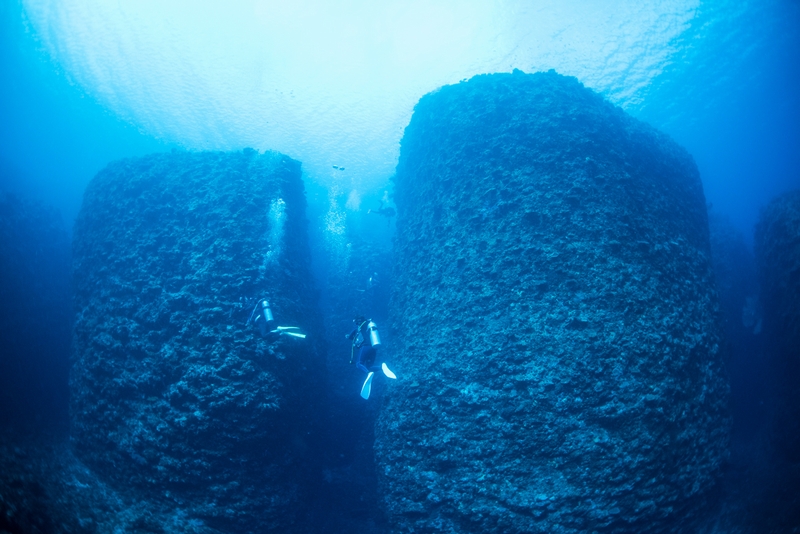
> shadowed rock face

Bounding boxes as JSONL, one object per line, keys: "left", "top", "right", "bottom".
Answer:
{"left": 71, "top": 149, "right": 325, "bottom": 532}
{"left": 755, "top": 189, "right": 800, "bottom": 464}
{"left": 707, "top": 214, "right": 766, "bottom": 440}
{"left": 376, "top": 70, "right": 730, "bottom": 533}
{"left": 755, "top": 189, "right": 800, "bottom": 367}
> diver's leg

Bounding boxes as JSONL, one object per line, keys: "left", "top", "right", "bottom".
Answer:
{"left": 364, "top": 347, "right": 382, "bottom": 372}
{"left": 356, "top": 346, "right": 372, "bottom": 374}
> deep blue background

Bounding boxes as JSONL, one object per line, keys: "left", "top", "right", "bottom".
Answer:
{"left": 0, "top": 1, "right": 798, "bottom": 529}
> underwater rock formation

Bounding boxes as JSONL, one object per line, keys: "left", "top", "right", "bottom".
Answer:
{"left": 71, "top": 149, "right": 325, "bottom": 532}
{"left": 376, "top": 70, "right": 730, "bottom": 533}
{"left": 0, "top": 193, "right": 71, "bottom": 431}
{"left": 754, "top": 189, "right": 800, "bottom": 464}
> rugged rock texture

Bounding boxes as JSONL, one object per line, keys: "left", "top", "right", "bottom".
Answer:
{"left": 376, "top": 70, "right": 730, "bottom": 533}
{"left": 0, "top": 193, "right": 71, "bottom": 431}
{"left": 0, "top": 431, "right": 207, "bottom": 534}
{"left": 71, "top": 149, "right": 325, "bottom": 532}
{"left": 754, "top": 189, "right": 800, "bottom": 467}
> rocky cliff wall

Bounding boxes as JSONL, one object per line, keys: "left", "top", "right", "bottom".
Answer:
{"left": 376, "top": 70, "right": 730, "bottom": 533}
{"left": 71, "top": 149, "right": 325, "bottom": 532}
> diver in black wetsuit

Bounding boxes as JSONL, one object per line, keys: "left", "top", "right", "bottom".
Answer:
{"left": 346, "top": 315, "right": 396, "bottom": 399}
{"left": 246, "top": 298, "right": 306, "bottom": 340}
{"left": 367, "top": 201, "right": 395, "bottom": 226}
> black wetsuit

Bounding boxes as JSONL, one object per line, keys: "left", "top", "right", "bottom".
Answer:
{"left": 347, "top": 322, "right": 380, "bottom": 374}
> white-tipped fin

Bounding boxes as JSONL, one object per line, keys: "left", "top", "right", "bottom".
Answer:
{"left": 381, "top": 363, "right": 397, "bottom": 379}
{"left": 361, "top": 372, "right": 375, "bottom": 400}
{"left": 270, "top": 326, "right": 306, "bottom": 339}
{"left": 283, "top": 331, "right": 306, "bottom": 339}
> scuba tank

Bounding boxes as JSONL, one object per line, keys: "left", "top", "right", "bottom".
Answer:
{"left": 247, "top": 298, "right": 274, "bottom": 325}
{"left": 259, "top": 300, "right": 274, "bottom": 323}
{"left": 257, "top": 300, "right": 274, "bottom": 337}
{"left": 247, "top": 298, "right": 275, "bottom": 338}
{"left": 367, "top": 320, "right": 381, "bottom": 347}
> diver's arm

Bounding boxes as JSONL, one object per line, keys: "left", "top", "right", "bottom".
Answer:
{"left": 346, "top": 327, "right": 358, "bottom": 340}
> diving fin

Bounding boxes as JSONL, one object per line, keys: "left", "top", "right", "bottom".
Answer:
{"left": 361, "top": 372, "right": 375, "bottom": 400}
{"left": 381, "top": 363, "right": 397, "bottom": 379}
{"left": 282, "top": 331, "right": 307, "bottom": 339}
{"left": 269, "top": 326, "right": 307, "bottom": 339}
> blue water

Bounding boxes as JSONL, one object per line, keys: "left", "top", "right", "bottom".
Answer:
{"left": 1, "top": 0, "right": 799, "bottom": 532}
{"left": 2, "top": 0, "right": 798, "bottom": 240}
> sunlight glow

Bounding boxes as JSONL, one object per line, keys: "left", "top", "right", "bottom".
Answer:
{"left": 22, "top": 0, "right": 698, "bottom": 190}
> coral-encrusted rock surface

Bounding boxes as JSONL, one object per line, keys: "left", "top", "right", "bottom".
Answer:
{"left": 375, "top": 70, "right": 730, "bottom": 533}
{"left": 71, "top": 149, "right": 325, "bottom": 532}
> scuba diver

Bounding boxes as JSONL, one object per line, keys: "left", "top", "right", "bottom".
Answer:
{"left": 347, "top": 315, "right": 396, "bottom": 399}
{"left": 356, "top": 272, "right": 379, "bottom": 294}
{"left": 367, "top": 201, "right": 395, "bottom": 226}
{"left": 367, "top": 272, "right": 379, "bottom": 291}
{"left": 246, "top": 298, "right": 306, "bottom": 339}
